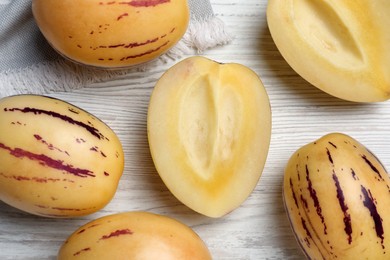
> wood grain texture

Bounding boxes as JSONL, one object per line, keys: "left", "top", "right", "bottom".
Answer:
{"left": 1, "top": 1, "right": 389, "bottom": 259}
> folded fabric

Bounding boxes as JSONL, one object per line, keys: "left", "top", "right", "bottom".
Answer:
{"left": 0, "top": 0, "right": 232, "bottom": 97}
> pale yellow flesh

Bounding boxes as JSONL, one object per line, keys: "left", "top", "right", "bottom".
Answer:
{"left": 0, "top": 95, "right": 124, "bottom": 217}
{"left": 267, "top": 0, "right": 390, "bottom": 102}
{"left": 57, "top": 211, "right": 212, "bottom": 260}
{"left": 284, "top": 133, "right": 390, "bottom": 259}
{"left": 32, "top": 0, "right": 189, "bottom": 68}
{"left": 148, "top": 56, "right": 271, "bottom": 218}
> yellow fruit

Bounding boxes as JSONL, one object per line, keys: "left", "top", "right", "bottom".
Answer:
{"left": 284, "top": 133, "right": 390, "bottom": 259}
{"left": 58, "top": 211, "right": 212, "bottom": 260}
{"left": 267, "top": 0, "right": 390, "bottom": 102}
{"left": 147, "top": 56, "right": 272, "bottom": 217}
{"left": 0, "top": 95, "right": 124, "bottom": 217}
{"left": 32, "top": 0, "right": 189, "bottom": 68}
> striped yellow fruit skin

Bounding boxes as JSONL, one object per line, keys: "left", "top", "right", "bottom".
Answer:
{"left": 284, "top": 133, "right": 390, "bottom": 259}
{"left": 58, "top": 211, "right": 212, "bottom": 260}
{"left": 0, "top": 95, "right": 124, "bottom": 218}
{"left": 32, "top": 0, "right": 189, "bottom": 68}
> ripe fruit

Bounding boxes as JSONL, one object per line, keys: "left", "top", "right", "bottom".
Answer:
{"left": 284, "top": 133, "right": 390, "bottom": 259}
{"left": 148, "top": 56, "right": 272, "bottom": 217}
{"left": 267, "top": 0, "right": 390, "bottom": 102}
{"left": 58, "top": 211, "right": 212, "bottom": 260}
{"left": 32, "top": 0, "right": 189, "bottom": 68}
{"left": 0, "top": 95, "right": 124, "bottom": 217}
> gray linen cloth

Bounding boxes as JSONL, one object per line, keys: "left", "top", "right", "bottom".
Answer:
{"left": 0, "top": 0, "right": 232, "bottom": 97}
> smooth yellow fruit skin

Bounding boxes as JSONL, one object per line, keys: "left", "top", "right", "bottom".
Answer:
{"left": 32, "top": 0, "right": 189, "bottom": 68}
{"left": 284, "top": 133, "right": 390, "bottom": 259}
{"left": 148, "top": 56, "right": 272, "bottom": 218}
{"left": 57, "top": 211, "right": 212, "bottom": 260}
{"left": 267, "top": 0, "right": 390, "bottom": 102}
{"left": 0, "top": 95, "right": 124, "bottom": 217}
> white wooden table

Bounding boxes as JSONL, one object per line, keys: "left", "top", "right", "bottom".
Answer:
{"left": 1, "top": 1, "right": 389, "bottom": 259}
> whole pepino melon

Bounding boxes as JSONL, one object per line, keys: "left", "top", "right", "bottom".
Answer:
{"left": 284, "top": 133, "right": 390, "bottom": 259}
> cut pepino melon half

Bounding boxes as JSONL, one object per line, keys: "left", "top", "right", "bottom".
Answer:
{"left": 147, "top": 56, "right": 271, "bottom": 218}
{"left": 267, "top": 0, "right": 390, "bottom": 102}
